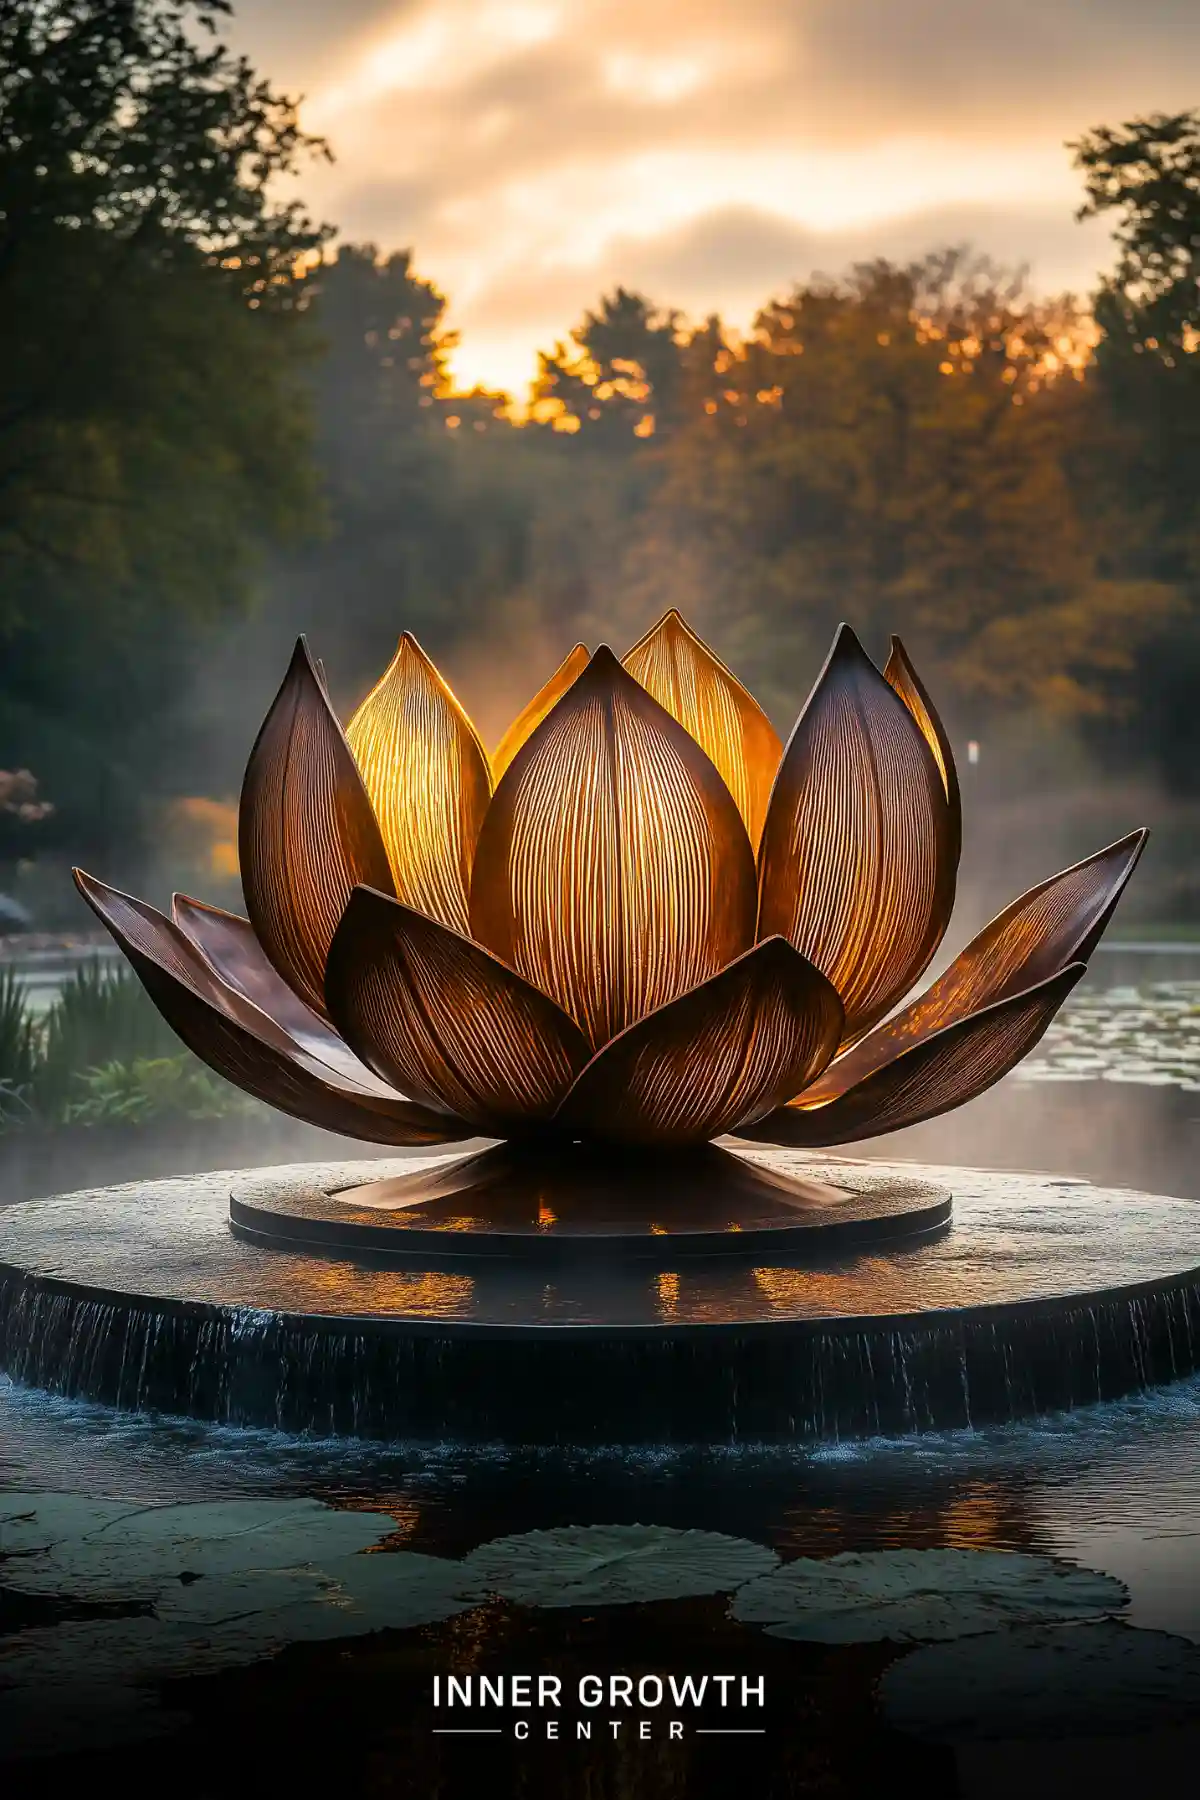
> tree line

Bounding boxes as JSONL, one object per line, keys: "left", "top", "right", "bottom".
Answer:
{"left": 1, "top": 1, "right": 1198, "bottom": 911}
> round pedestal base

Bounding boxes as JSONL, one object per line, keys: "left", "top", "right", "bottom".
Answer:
{"left": 228, "top": 1143, "right": 951, "bottom": 1264}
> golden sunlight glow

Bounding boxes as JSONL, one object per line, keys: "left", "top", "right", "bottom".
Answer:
{"left": 312, "top": 2, "right": 563, "bottom": 118}
{"left": 602, "top": 49, "right": 711, "bottom": 104}
{"left": 169, "top": 797, "right": 239, "bottom": 879}
{"left": 236, "top": 1, "right": 1133, "bottom": 400}
{"left": 347, "top": 635, "right": 492, "bottom": 933}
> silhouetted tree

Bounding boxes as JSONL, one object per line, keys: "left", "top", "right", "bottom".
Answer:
{"left": 0, "top": 0, "right": 330, "bottom": 864}
{"left": 1073, "top": 110, "right": 1200, "bottom": 583}
{"left": 531, "top": 288, "right": 684, "bottom": 445}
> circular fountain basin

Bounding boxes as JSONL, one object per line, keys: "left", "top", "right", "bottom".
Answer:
{"left": 1, "top": 1147, "right": 1198, "bottom": 1443}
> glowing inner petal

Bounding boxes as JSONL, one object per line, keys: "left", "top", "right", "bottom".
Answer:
{"left": 623, "top": 610, "right": 782, "bottom": 849}
{"left": 347, "top": 634, "right": 492, "bottom": 933}
{"left": 492, "top": 643, "right": 589, "bottom": 784}
{"left": 469, "top": 646, "right": 758, "bottom": 1047}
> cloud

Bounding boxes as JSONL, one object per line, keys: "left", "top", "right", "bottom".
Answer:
{"left": 224, "top": 0, "right": 1198, "bottom": 393}
{"left": 449, "top": 201, "right": 1114, "bottom": 394}
{"left": 608, "top": 201, "right": 1115, "bottom": 308}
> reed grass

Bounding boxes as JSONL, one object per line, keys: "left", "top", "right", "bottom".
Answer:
{"left": 0, "top": 959, "right": 257, "bottom": 1127}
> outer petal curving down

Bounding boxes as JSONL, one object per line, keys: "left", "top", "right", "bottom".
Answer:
{"left": 325, "top": 887, "right": 593, "bottom": 1132}
{"left": 469, "top": 646, "right": 759, "bottom": 1047}
{"left": 556, "top": 936, "right": 845, "bottom": 1147}
{"left": 239, "top": 638, "right": 395, "bottom": 1016}
{"left": 737, "top": 965, "right": 1085, "bottom": 1148}
{"left": 491, "top": 644, "right": 589, "bottom": 784}
{"left": 757, "top": 624, "right": 959, "bottom": 1043}
{"left": 74, "top": 871, "right": 468, "bottom": 1146}
{"left": 171, "top": 893, "right": 402, "bottom": 1099}
{"left": 801, "top": 830, "right": 1147, "bottom": 1106}
{"left": 623, "top": 611, "right": 782, "bottom": 850}
{"left": 346, "top": 633, "right": 492, "bottom": 933}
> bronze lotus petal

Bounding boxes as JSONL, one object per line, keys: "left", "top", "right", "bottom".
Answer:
{"left": 77, "top": 613, "right": 1145, "bottom": 1152}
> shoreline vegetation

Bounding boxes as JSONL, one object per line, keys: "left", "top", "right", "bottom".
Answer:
{"left": 0, "top": 2, "right": 1197, "bottom": 1163}
{"left": 0, "top": 957, "right": 425, "bottom": 1198}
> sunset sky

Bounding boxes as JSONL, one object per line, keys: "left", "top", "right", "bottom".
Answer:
{"left": 229, "top": 1, "right": 1200, "bottom": 396}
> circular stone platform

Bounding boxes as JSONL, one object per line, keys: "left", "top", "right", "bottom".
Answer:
{"left": 228, "top": 1143, "right": 951, "bottom": 1264}
{"left": 1, "top": 1148, "right": 1199, "bottom": 1443}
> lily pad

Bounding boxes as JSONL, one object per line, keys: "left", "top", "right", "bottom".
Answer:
{"left": 0, "top": 1493, "right": 138, "bottom": 1557}
{"left": 459, "top": 1524, "right": 778, "bottom": 1608}
{"left": 729, "top": 1549, "right": 1127, "bottom": 1643}
{"left": 880, "top": 1621, "right": 1200, "bottom": 1741}
{"left": 0, "top": 1492, "right": 400, "bottom": 1602}
{"left": 0, "top": 1492, "right": 488, "bottom": 1757}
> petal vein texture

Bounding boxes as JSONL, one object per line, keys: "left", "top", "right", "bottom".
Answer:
{"left": 239, "top": 638, "right": 394, "bottom": 1016}
{"left": 739, "top": 966, "right": 1084, "bottom": 1147}
{"left": 757, "top": 625, "right": 958, "bottom": 1043}
{"left": 557, "top": 937, "right": 844, "bottom": 1145}
{"left": 74, "top": 872, "right": 465, "bottom": 1146}
{"left": 469, "top": 647, "right": 758, "bottom": 1047}
{"left": 171, "top": 893, "right": 400, "bottom": 1099}
{"left": 884, "top": 635, "right": 962, "bottom": 863}
{"left": 804, "top": 832, "right": 1146, "bottom": 1105}
{"left": 326, "top": 888, "right": 592, "bottom": 1130}
{"left": 346, "top": 634, "right": 492, "bottom": 933}
{"left": 623, "top": 611, "right": 782, "bottom": 850}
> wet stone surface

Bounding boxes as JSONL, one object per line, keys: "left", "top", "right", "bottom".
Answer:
{"left": 0, "top": 1151, "right": 1197, "bottom": 1327}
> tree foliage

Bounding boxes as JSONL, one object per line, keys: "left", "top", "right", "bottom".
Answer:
{"left": 612, "top": 253, "right": 1180, "bottom": 724}
{"left": 1072, "top": 111, "right": 1200, "bottom": 581}
{"left": 0, "top": 0, "right": 331, "bottom": 862}
{"left": 531, "top": 287, "right": 684, "bottom": 444}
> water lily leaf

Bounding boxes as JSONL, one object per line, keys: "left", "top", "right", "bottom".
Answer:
{"left": 156, "top": 1549, "right": 486, "bottom": 1636}
{"left": 300, "top": 1550, "right": 489, "bottom": 1635}
{"left": 0, "top": 1493, "right": 488, "bottom": 1757}
{"left": 0, "top": 1493, "right": 399, "bottom": 1602}
{"left": 0, "top": 1493, "right": 137, "bottom": 1556}
{"left": 459, "top": 1524, "right": 778, "bottom": 1608}
{"left": 730, "top": 1548, "right": 1127, "bottom": 1643}
{"left": 880, "top": 1621, "right": 1200, "bottom": 1741}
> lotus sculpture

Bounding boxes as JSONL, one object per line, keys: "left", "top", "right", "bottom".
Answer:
{"left": 76, "top": 613, "right": 1144, "bottom": 1156}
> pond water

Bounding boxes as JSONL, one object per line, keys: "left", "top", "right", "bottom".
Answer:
{"left": 2, "top": 949, "right": 1200, "bottom": 1792}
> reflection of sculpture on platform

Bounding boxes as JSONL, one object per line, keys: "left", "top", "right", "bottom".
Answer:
{"left": 75, "top": 611, "right": 1144, "bottom": 1158}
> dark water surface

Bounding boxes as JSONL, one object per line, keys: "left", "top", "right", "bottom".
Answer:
{"left": 2, "top": 971, "right": 1200, "bottom": 1795}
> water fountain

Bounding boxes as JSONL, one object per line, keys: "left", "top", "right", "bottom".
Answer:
{"left": 2, "top": 614, "right": 1195, "bottom": 1442}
